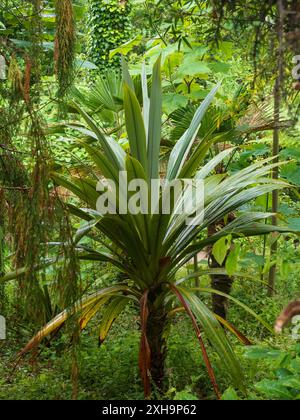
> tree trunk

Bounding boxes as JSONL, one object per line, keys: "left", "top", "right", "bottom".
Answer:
{"left": 147, "top": 304, "right": 168, "bottom": 392}
{"left": 208, "top": 216, "right": 235, "bottom": 320}
{"left": 139, "top": 287, "right": 168, "bottom": 397}
{"left": 209, "top": 252, "right": 233, "bottom": 320}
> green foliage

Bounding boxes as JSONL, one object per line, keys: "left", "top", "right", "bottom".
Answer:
{"left": 212, "top": 236, "right": 232, "bottom": 266}
{"left": 226, "top": 244, "right": 241, "bottom": 277}
{"left": 221, "top": 387, "right": 240, "bottom": 400}
{"left": 281, "top": 162, "right": 300, "bottom": 187}
{"left": 88, "top": 0, "right": 132, "bottom": 70}
{"left": 9, "top": 59, "right": 294, "bottom": 400}
{"left": 244, "top": 345, "right": 300, "bottom": 400}
{"left": 1, "top": 0, "right": 300, "bottom": 402}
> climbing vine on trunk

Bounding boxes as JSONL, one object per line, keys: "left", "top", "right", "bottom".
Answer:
{"left": 88, "top": 0, "right": 131, "bottom": 70}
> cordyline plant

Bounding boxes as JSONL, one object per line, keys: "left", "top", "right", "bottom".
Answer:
{"left": 11, "top": 58, "right": 292, "bottom": 398}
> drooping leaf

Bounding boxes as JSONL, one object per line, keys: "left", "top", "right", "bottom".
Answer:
{"left": 196, "top": 288, "right": 274, "bottom": 333}
{"left": 170, "top": 284, "right": 221, "bottom": 399}
{"left": 19, "top": 286, "right": 138, "bottom": 356}
{"left": 172, "top": 286, "right": 245, "bottom": 391}
{"left": 99, "top": 296, "right": 130, "bottom": 344}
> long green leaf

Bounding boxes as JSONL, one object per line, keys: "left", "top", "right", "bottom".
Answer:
{"left": 175, "top": 286, "right": 245, "bottom": 391}
{"left": 52, "top": 173, "right": 100, "bottom": 208}
{"left": 124, "top": 84, "right": 148, "bottom": 174}
{"left": 194, "top": 287, "right": 274, "bottom": 333}
{"left": 142, "top": 62, "right": 150, "bottom": 140}
{"left": 147, "top": 56, "right": 162, "bottom": 181}
{"left": 121, "top": 56, "right": 135, "bottom": 92}
{"left": 126, "top": 155, "right": 150, "bottom": 251}
{"left": 19, "top": 286, "right": 138, "bottom": 356}
{"left": 70, "top": 102, "right": 125, "bottom": 170}
{"left": 166, "top": 83, "right": 220, "bottom": 180}
{"left": 99, "top": 296, "right": 130, "bottom": 344}
{"left": 80, "top": 141, "right": 120, "bottom": 185}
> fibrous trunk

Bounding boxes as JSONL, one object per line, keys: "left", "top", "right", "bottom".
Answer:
{"left": 139, "top": 288, "right": 168, "bottom": 397}
{"left": 208, "top": 219, "right": 234, "bottom": 320}
{"left": 209, "top": 252, "right": 233, "bottom": 320}
{"left": 147, "top": 305, "right": 168, "bottom": 392}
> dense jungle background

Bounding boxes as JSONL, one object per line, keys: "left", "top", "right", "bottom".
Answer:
{"left": 0, "top": 0, "right": 300, "bottom": 401}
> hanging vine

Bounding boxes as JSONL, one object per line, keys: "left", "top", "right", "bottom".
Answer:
{"left": 0, "top": 1, "right": 80, "bottom": 325}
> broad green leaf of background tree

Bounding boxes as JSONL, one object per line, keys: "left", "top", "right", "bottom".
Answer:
{"left": 162, "top": 93, "right": 189, "bottom": 115}
{"left": 226, "top": 243, "right": 241, "bottom": 276}
{"left": 212, "top": 235, "right": 232, "bottom": 266}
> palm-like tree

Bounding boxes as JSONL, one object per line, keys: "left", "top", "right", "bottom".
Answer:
{"left": 17, "top": 58, "right": 291, "bottom": 398}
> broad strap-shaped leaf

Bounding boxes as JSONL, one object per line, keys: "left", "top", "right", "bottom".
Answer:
{"left": 99, "top": 296, "right": 130, "bottom": 345}
{"left": 73, "top": 177, "right": 99, "bottom": 206}
{"left": 19, "top": 286, "right": 139, "bottom": 356}
{"left": 194, "top": 287, "right": 274, "bottom": 333}
{"left": 169, "top": 284, "right": 221, "bottom": 399}
{"left": 196, "top": 148, "right": 235, "bottom": 179}
{"left": 179, "top": 136, "right": 215, "bottom": 179}
{"left": 98, "top": 216, "right": 152, "bottom": 286}
{"left": 147, "top": 55, "right": 162, "bottom": 181}
{"left": 171, "top": 221, "right": 295, "bottom": 277}
{"left": 77, "top": 250, "right": 137, "bottom": 281}
{"left": 79, "top": 298, "right": 110, "bottom": 330}
{"left": 67, "top": 204, "right": 94, "bottom": 221}
{"left": 213, "top": 314, "right": 252, "bottom": 345}
{"left": 168, "top": 305, "right": 251, "bottom": 346}
{"left": 166, "top": 83, "right": 220, "bottom": 181}
{"left": 79, "top": 141, "right": 120, "bottom": 185}
{"left": 121, "top": 56, "right": 135, "bottom": 92}
{"left": 74, "top": 218, "right": 102, "bottom": 244}
{"left": 142, "top": 62, "right": 150, "bottom": 140}
{"left": 67, "top": 124, "right": 98, "bottom": 140}
{"left": 175, "top": 268, "right": 245, "bottom": 285}
{"left": 126, "top": 155, "right": 150, "bottom": 251}
{"left": 124, "top": 84, "right": 148, "bottom": 174}
{"left": 70, "top": 102, "right": 125, "bottom": 170}
{"left": 52, "top": 173, "right": 98, "bottom": 208}
{"left": 1, "top": 256, "right": 63, "bottom": 283}
{"left": 67, "top": 126, "right": 126, "bottom": 169}
{"left": 174, "top": 286, "right": 245, "bottom": 391}
{"left": 166, "top": 181, "right": 288, "bottom": 262}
